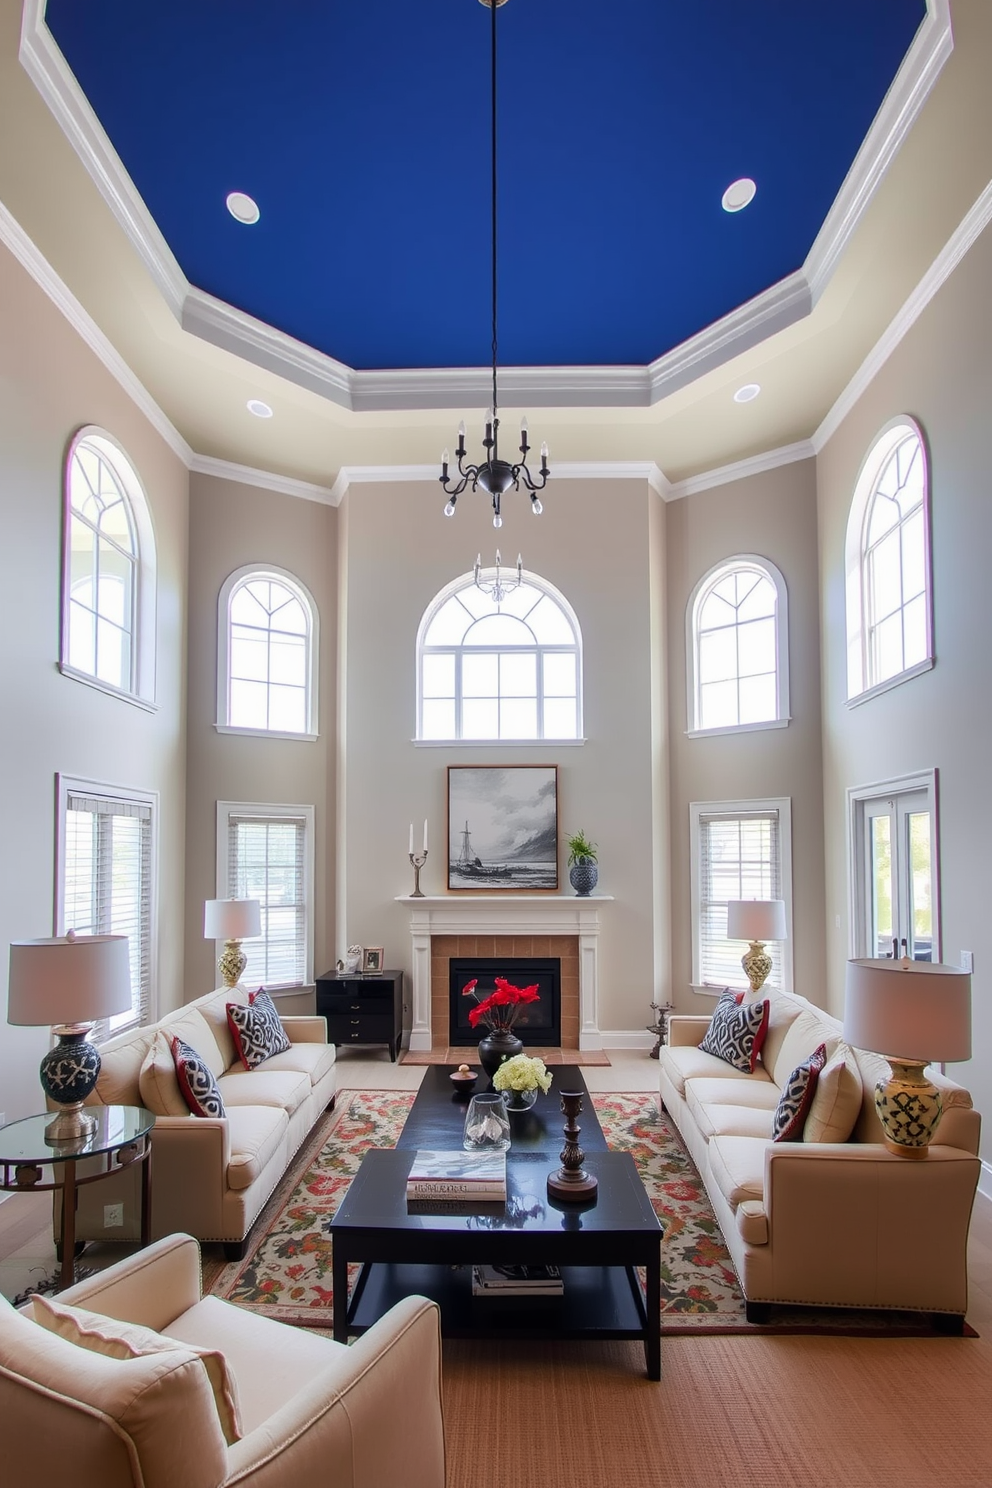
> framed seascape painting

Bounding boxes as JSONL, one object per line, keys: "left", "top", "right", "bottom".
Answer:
{"left": 447, "top": 765, "right": 558, "bottom": 891}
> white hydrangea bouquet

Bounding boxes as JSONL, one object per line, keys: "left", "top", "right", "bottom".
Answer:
{"left": 493, "top": 1053, "right": 553, "bottom": 1109}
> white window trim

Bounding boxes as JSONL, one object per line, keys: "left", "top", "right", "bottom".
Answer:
{"left": 216, "top": 800, "right": 316, "bottom": 988}
{"left": 685, "top": 554, "right": 790, "bottom": 737}
{"left": 416, "top": 566, "right": 584, "bottom": 744}
{"left": 60, "top": 427, "right": 158, "bottom": 707}
{"left": 54, "top": 772, "right": 160, "bottom": 1033}
{"left": 216, "top": 564, "right": 320, "bottom": 740}
{"left": 846, "top": 768, "right": 940, "bottom": 961}
{"left": 689, "top": 796, "right": 794, "bottom": 995}
{"left": 845, "top": 416, "right": 934, "bottom": 703}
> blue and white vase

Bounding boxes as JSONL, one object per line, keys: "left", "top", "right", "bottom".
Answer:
{"left": 568, "top": 857, "right": 599, "bottom": 896}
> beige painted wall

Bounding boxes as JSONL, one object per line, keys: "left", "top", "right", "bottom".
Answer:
{"left": 666, "top": 460, "right": 827, "bottom": 1012}
{"left": 339, "top": 477, "right": 670, "bottom": 1038}
{"left": 0, "top": 237, "right": 188, "bottom": 1123}
{"left": 183, "top": 474, "right": 337, "bottom": 998}
{"left": 817, "top": 220, "right": 992, "bottom": 1164}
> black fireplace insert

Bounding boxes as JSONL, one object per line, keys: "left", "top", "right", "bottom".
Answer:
{"left": 448, "top": 957, "right": 561, "bottom": 1047}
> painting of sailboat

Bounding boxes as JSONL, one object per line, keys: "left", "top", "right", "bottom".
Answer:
{"left": 447, "top": 765, "right": 558, "bottom": 891}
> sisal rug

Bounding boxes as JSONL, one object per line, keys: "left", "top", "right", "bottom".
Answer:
{"left": 204, "top": 1090, "right": 976, "bottom": 1337}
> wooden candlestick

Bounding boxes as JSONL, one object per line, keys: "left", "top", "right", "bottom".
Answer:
{"left": 547, "top": 1090, "right": 598, "bottom": 1201}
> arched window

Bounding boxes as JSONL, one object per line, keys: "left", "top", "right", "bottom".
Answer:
{"left": 217, "top": 566, "right": 319, "bottom": 738}
{"left": 62, "top": 429, "right": 156, "bottom": 703}
{"left": 687, "top": 555, "right": 790, "bottom": 735}
{"left": 417, "top": 568, "right": 582, "bottom": 742}
{"left": 845, "top": 418, "right": 933, "bottom": 701}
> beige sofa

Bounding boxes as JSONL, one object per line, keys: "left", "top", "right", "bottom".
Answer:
{"left": 659, "top": 989, "right": 981, "bottom": 1325}
{"left": 1, "top": 1233, "right": 445, "bottom": 1488}
{"left": 69, "top": 986, "right": 337, "bottom": 1257}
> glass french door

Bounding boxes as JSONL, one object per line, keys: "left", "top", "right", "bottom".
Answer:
{"left": 857, "top": 786, "right": 936, "bottom": 961}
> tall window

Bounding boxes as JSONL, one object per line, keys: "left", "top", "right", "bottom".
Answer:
{"left": 846, "top": 419, "right": 933, "bottom": 702}
{"left": 217, "top": 567, "right": 319, "bottom": 738}
{"left": 417, "top": 569, "right": 582, "bottom": 741}
{"left": 687, "top": 556, "right": 789, "bottom": 735}
{"left": 689, "top": 798, "right": 793, "bottom": 993}
{"left": 848, "top": 772, "right": 938, "bottom": 962}
{"left": 62, "top": 429, "right": 157, "bottom": 704}
{"left": 57, "top": 776, "right": 157, "bottom": 1038}
{"left": 216, "top": 802, "right": 315, "bottom": 988}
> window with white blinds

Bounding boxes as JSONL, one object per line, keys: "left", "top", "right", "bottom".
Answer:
{"left": 217, "top": 802, "right": 315, "bottom": 988}
{"left": 689, "top": 798, "right": 793, "bottom": 993}
{"left": 57, "top": 778, "right": 157, "bottom": 1038}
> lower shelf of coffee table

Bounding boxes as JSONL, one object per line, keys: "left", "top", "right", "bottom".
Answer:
{"left": 348, "top": 1261, "right": 649, "bottom": 1341}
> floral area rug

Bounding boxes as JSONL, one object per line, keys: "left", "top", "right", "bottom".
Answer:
{"left": 204, "top": 1090, "right": 976, "bottom": 1337}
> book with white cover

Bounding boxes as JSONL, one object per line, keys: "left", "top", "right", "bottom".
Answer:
{"left": 472, "top": 1264, "right": 564, "bottom": 1296}
{"left": 406, "top": 1149, "right": 507, "bottom": 1200}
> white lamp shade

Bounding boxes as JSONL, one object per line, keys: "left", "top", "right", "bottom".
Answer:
{"left": 844, "top": 958, "right": 972, "bottom": 1064}
{"left": 7, "top": 934, "right": 132, "bottom": 1026}
{"left": 204, "top": 899, "right": 261, "bottom": 940}
{"left": 726, "top": 899, "right": 787, "bottom": 943}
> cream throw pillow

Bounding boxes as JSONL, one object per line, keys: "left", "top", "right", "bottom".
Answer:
{"left": 138, "top": 1030, "right": 190, "bottom": 1116}
{"left": 30, "top": 1294, "right": 243, "bottom": 1444}
{"left": 803, "top": 1043, "right": 863, "bottom": 1143}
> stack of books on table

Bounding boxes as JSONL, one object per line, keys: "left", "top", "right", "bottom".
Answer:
{"left": 471, "top": 1264, "right": 565, "bottom": 1297}
{"left": 405, "top": 1149, "right": 507, "bottom": 1203}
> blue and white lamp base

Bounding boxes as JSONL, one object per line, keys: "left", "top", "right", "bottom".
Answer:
{"left": 40, "top": 1025, "right": 102, "bottom": 1144}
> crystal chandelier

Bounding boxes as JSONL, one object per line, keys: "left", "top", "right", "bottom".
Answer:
{"left": 440, "top": 0, "right": 549, "bottom": 530}
{"left": 474, "top": 549, "right": 523, "bottom": 604}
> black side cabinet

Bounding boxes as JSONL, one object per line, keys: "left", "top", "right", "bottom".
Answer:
{"left": 316, "top": 971, "right": 404, "bottom": 1062}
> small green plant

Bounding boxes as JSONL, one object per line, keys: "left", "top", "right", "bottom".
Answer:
{"left": 565, "top": 829, "right": 598, "bottom": 866}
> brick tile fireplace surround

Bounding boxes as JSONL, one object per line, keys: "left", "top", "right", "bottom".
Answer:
{"left": 397, "top": 895, "right": 611, "bottom": 1053}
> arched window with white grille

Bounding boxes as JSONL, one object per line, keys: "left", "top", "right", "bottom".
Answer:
{"left": 845, "top": 418, "right": 933, "bottom": 702}
{"left": 417, "top": 568, "right": 582, "bottom": 742}
{"left": 217, "top": 566, "right": 319, "bottom": 738}
{"left": 62, "top": 429, "right": 157, "bottom": 703}
{"left": 686, "top": 555, "right": 789, "bottom": 735}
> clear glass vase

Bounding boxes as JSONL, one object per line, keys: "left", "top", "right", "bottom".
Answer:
{"left": 462, "top": 1092, "right": 511, "bottom": 1152}
{"left": 501, "top": 1086, "right": 538, "bottom": 1111}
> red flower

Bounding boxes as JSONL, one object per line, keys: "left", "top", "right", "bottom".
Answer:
{"left": 461, "top": 979, "right": 478, "bottom": 997}
{"left": 463, "top": 977, "right": 541, "bottom": 1031}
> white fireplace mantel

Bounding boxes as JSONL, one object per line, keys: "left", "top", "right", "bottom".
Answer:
{"left": 395, "top": 894, "right": 613, "bottom": 1052}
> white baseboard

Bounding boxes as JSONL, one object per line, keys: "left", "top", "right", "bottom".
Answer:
{"left": 600, "top": 1030, "right": 656, "bottom": 1051}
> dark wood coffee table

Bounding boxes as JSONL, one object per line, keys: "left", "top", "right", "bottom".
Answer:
{"left": 330, "top": 1066, "right": 662, "bottom": 1378}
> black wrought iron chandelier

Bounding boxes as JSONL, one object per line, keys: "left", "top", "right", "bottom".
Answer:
{"left": 440, "top": 0, "right": 549, "bottom": 530}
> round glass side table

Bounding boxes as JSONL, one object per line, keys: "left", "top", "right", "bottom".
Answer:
{"left": 0, "top": 1106, "right": 155, "bottom": 1292}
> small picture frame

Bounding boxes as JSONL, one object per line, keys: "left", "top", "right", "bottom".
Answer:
{"left": 362, "top": 946, "right": 384, "bottom": 975}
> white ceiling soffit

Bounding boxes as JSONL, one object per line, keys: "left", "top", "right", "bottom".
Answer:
{"left": 19, "top": 0, "right": 953, "bottom": 414}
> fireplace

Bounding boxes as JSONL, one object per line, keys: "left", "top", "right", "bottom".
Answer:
{"left": 449, "top": 958, "right": 561, "bottom": 1047}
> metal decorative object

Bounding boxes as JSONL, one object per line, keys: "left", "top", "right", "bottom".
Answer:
{"left": 408, "top": 848, "right": 428, "bottom": 898}
{"left": 439, "top": 0, "right": 549, "bottom": 528}
{"left": 547, "top": 1089, "right": 598, "bottom": 1201}
{"left": 647, "top": 1001, "right": 674, "bottom": 1059}
{"left": 473, "top": 549, "right": 523, "bottom": 604}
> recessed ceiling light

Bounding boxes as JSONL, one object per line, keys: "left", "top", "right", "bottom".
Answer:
{"left": 733, "top": 383, "right": 761, "bottom": 403}
{"left": 247, "top": 399, "right": 273, "bottom": 418}
{"left": 722, "top": 178, "right": 756, "bottom": 213}
{"left": 226, "top": 191, "right": 260, "bottom": 225}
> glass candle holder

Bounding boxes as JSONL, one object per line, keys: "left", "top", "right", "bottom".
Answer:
{"left": 462, "top": 1091, "right": 511, "bottom": 1152}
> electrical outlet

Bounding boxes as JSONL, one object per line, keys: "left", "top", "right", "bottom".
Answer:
{"left": 103, "top": 1202, "right": 124, "bottom": 1229}
{"left": 961, "top": 950, "right": 974, "bottom": 973}
{"left": 403, "top": 1003, "right": 409, "bottom": 1013}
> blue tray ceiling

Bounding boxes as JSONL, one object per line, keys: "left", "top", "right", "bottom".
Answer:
{"left": 44, "top": 0, "right": 926, "bottom": 373}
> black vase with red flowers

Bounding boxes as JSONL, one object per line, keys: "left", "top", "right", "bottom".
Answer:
{"left": 462, "top": 977, "right": 540, "bottom": 1083}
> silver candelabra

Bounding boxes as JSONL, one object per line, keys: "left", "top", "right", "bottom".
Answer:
{"left": 408, "top": 850, "right": 428, "bottom": 898}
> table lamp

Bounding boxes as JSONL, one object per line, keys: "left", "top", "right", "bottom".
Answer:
{"left": 843, "top": 956, "right": 971, "bottom": 1158}
{"left": 204, "top": 898, "right": 261, "bottom": 988}
{"left": 726, "top": 899, "right": 787, "bottom": 996}
{"left": 7, "top": 931, "right": 132, "bottom": 1143}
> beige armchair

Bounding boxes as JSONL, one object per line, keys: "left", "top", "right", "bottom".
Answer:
{"left": 0, "top": 1234, "right": 446, "bottom": 1488}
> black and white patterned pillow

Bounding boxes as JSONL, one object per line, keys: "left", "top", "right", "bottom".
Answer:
{"left": 227, "top": 988, "right": 291, "bottom": 1069}
{"left": 699, "top": 990, "right": 770, "bottom": 1073}
{"left": 171, "top": 1036, "right": 226, "bottom": 1118}
{"left": 772, "top": 1042, "right": 828, "bottom": 1141}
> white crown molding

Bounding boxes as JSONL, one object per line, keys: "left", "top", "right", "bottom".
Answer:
{"left": 329, "top": 460, "right": 670, "bottom": 505}
{"left": 0, "top": 198, "right": 191, "bottom": 464}
{"left": 805, "top": 0, "right": 953, "bottom": 304}
{"left": 814, "top": 175, "right": 992, "bottom": 451}
{"left": 666, "top": 441, "right": 816, "bottom": 502}
{"left": 19, "top": 0, "right": 187, "bottom": 320}
{"left": 189, "top": 454, "right": 336, "bottom": 505}
{"left": 20, "top": 0, "right": 948, "bottom": 414}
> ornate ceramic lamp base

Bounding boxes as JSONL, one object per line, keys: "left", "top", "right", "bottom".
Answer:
{"left": 875, "top": 1058, "right": 944, "bottom": 1158}
{"left": 218, "top": 939, "right": 247, "bottom": 989}
{"left": 741, "top": 941, "right": 773, "bottom": 996}
{"left": 39, "top": 1025, "right": 101, "bottom": 1146}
